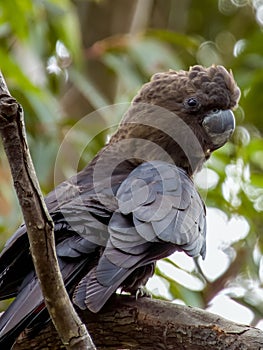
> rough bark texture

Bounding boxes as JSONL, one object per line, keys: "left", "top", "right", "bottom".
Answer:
{"left": 13, "top": 295, "right": 263, "bottom": 350}
{"left": 0, "top": 73, "right": 96, "bottom": 349}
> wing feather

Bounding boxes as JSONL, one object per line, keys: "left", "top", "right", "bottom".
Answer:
{"left": 110, "top": 161, "right": 206, "bottom": 258}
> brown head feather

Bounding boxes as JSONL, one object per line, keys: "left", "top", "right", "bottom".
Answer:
{"left": 132, "top": 65, "right": 240, "bottom": 113}
{"left": 107, "top": 65, "right": 240, "bottom": 175}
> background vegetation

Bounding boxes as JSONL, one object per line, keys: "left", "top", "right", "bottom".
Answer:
{"left": 0, "top": 0, "right": 263, "bottom": 327}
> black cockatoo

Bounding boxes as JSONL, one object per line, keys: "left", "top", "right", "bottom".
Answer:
{"left": 0, "top": 65, "right": 240, "bottom": 348}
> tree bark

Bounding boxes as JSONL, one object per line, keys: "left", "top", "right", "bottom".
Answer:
{"left": 0, "top": 73, "right": 96, "bottom": 349}
{"left": 13, "top": 295, "right": 263, "bottom": 350}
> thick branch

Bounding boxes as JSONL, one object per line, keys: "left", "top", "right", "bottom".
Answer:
{"left": 13, "top": 295, "right": 263, "bottom": 350}
{"left": 0, "top": 72, "right": 95, "bottom": 349}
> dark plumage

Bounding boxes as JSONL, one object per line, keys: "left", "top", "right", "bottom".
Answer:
{"left": 0, "top": 65, "right": 240, "bottom": 348}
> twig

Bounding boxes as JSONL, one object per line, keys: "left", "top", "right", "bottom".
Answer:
{"left": 0, "top": 71, "right": 96, "bottom": 350}
{"left": 202, "top": 246, "right": 248, "bottom": 305}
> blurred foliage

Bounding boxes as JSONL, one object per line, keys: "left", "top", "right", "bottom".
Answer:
{"left": 0, "top": 0, "right": 263, "bottom": 327}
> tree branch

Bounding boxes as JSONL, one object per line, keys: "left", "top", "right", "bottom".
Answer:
{"left": 0, "top": 72, "right": 96, "bottom": 349}
{"left": 203, "top": 246, "right": 248, "bottom": 305}
{"left": 13, "top": 295, "right": 263, "bottom": 350}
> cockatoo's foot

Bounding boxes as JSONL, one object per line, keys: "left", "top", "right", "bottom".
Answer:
{"left": 134, "top": 286, "right": 152, "bottom": 300}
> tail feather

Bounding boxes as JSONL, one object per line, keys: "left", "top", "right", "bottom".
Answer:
{"left": 0, "top": 255, "right": 96, "bottom": 348}
{"left": 0, "top": 275, "right": 43, "bottom": 349}
{"left": 73, "top": 252, "right": 139, "bottom": 313}
{"left": 73, "top": 266, "right": 130, "bottom": 313}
